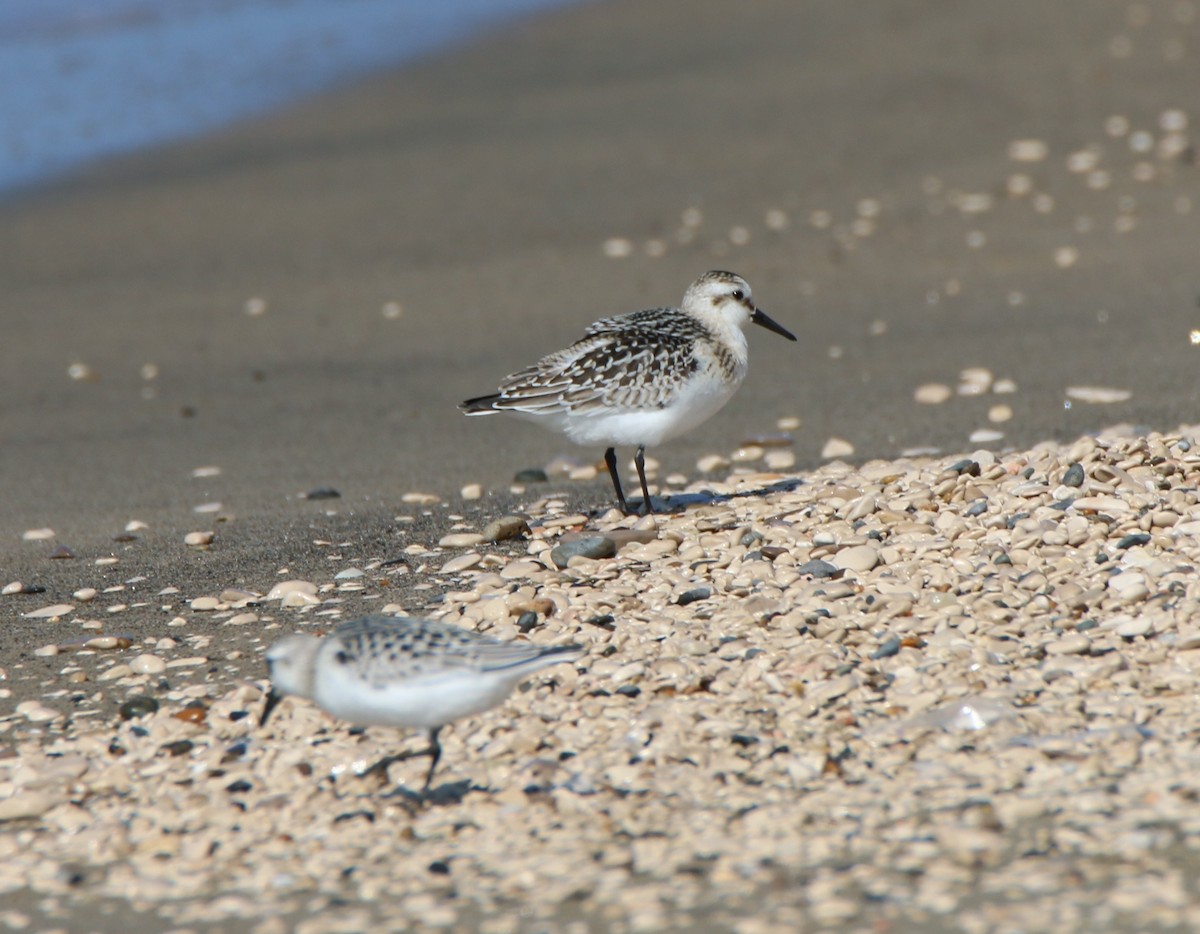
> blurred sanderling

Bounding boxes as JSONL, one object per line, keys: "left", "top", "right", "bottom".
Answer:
{"left": 461, "top": 270, "right": 796, "bottom": 514}
{"left": 260, "top": 615, "right": 582, "bottom": 792}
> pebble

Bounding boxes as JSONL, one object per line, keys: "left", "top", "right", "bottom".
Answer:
{"left": 482, "top": 516, "right": 530, "bottom": 543}
{"left": 266, "top": 581, "right": 318, "bottom": 601}
{"left": 401, "top": 492, "right": 441, "bottom": 505}
{"left": 439, "top": 532, "right": 485, "bottom": 548}
{"left": 184, "top": 531, "right": 214, "bottom": 547}
{"left": 731, "top": 445, "right": 764, "bottom": 463}
{"left": 0, "top": 792, "right": 59, "bottom": 822}
{"left": 22, "top": 528, "right": 55, "bottom": 541}
{"left": 1065, "top": 386, "right": 1132, "bottom": 404}
{"left": 22, "top": 603, "right": 75, "bottom": 619}
{"left": 914, "top": 383, "right": 953, "bottom": 404}
{"left": 461, "top": 483, "right": 483, "bottom": 500}
{"left": 987, "top": 404, "right": 1013, "bottom": 423}
{"left": 969, "top": 429, "right": 1004, "bottom": 444}
{"left": 776, "top": 416, "right": 801, "bottom": 430}
{"left": 334, "top": 568, "right": 365, "bottom": 580}
{"left": 225, "top": 612, "right": 259, "bottom": 626}
{"left": 696, "top": 454, "right": 731, "bottom": 473}
{"left": 764, "top": 450, "right": 796, "bottom": 470}
{"left": 1062, "top": 463, "right": 1085, "bottom": 487}
{"left": 513, "top": 469, "right": 549, "bottom": 484}
{"left": 796, "top": 559, "right": 840, "bottom": 578}
{"left": 190, "top": 596, "right": 223, "bottom": 611}
{"left": 821, "top": 437, "right": 855, "bottom": 459}
{"left": 441, "top": 553, "right": 483, "bottom": 574}
{"left": 549, "top": 536, "right": 617, "bottom": 568}
{"left": 1114, "top": 617, "right": 1153, "bottom": 639}
{"left": 119, "top": 696, "right": 159, "bottom": 719}
{"left": 16, "top": 700, "right": 61, "bottom": 722}
{"left": 832, "top": 544, "right": 880, "bottom": 573}
{"left": 2, "top": 581, "right": 25, "bottom": 595}
{"left": 191, "top": 465, "right": 221, "bottom": 478}
{"left": 49, "top": 545, "right": 77, "bottom": 559}
{"left": 73, "top": 587, "right": 98, "bottom": 602}
{"left": 130, "top": 654, "right": 168, "bottom": 675}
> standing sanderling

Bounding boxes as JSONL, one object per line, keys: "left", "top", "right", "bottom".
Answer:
{"left": 260, "top": 615, "right": 582, "bottom": 792}
{"left": 460, "top": 270, "right": 796, "bottom": 515}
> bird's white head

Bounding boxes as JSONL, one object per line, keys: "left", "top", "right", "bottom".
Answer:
{"left": 264, "top": 634, "right": 322, "bottom": 702}
{"left": 683, "top": 271, "right": 797, "bottom": 341}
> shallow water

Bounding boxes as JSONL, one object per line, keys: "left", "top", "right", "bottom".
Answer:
{"left": 0, "top": 0, "right": 581, "bottom": 196}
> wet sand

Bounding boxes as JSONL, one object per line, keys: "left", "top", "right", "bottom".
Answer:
{"left": 2, "top": 0, "right": 1200, "bottom": 930}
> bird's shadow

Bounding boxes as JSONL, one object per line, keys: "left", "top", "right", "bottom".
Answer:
{"left": 381, "top": 779, "right": 479, "bottom": 808}
{"left": 600, "top": 477, "right": 805, "bottom": 518}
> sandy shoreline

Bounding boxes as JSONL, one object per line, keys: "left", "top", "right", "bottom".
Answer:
{"left": 3, "top": 0, "right": 1200, "bottom": 929}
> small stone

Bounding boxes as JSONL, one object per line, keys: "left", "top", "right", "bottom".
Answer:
{"left": 184, "top": 531, "right": 214, "bottom": 547}
{"left": 677, "top": 588, "right": 712, "bottom": 606}
{"left": 190, "top": 596, "right": 223, "bottom": 611}
{"left": 0, "top": 792, "right": 59, "bottom": 822}
{"left": 22, "top": 528, "right": 55, "bottom": 541}
{"left": 98, "top": 664, "right": 133, "bottom": 682}
{"left": 191, "top": 465, "right": 222, "bottom": 478}
{"left": 49, "top": 545, "right": 77, "bottom": 560}
{"left": 16, "top": 700, "right": 61, "bottom": 722}
{"left": 303, "top": 487, "right": 341, "bottom": 500}
{"left": 34, "top": 644, "right": 59, "bottom": 657}
{"left": 821, "top": 437, "right": 855, "bottom": 459}
{"left": 550, "top": 536, "right": 616, "bottom": 568}
{"left": 1115, "top": 533, "right": 1151, "bottom": 550}
{"left": 225, "top": 612, "right": 259, "bottom": 625}
{"left": 266, "top": 580, "right": 319, "bottom": 601}
{"left": 73, "top": 587, "right": 98, "bottom": 602}
{"left": 696, "top": 454, "right": 731, "bottom": 473}
{"left": 482, "top": 516, "right": 529, "bottom": 543}
{"left": 1062, "top": 463, "right": 1085, "bottom": 487}
{"left": 871, "top": 635, "right": 902, "bottom": 659}
{"left": 988, "top": 404, "right": 1013, "bottom": 423}
{"left": 401, "top": 492, "right": 441, "bottom": 505}
{"left": 513, "top": 468, "right": 549, "bottom": 484}
{"left": 119, "top": 696, "right": 159, "bottom": 720}
{"left": 460, "top": 483, "right": 483, "bottom": 501}
{"left": 731, "top": 445, "right": 764, "bottom": 463}
{"left": 832, "top": 544, "right": 879, "bottom": 573}
{"left": 439, "top": 532, "right": 485, "bottom": 548}
{"left": 125, "top": 520, "right": 150, "bottom": 532}
{"left": 777, "top": 416, "right": 801, "bottom": 430}
{"left": 914, "top": 383, "right": 953, "bottom": 405}
{"left": 441, "top": 553, "right": 482, "bottom": 574}
{"left": 281, "top": 591, "right": 321, "bottom": 608}
{"left": 797, "top": 559, "right": 840, "bottom": 578}
{"left": 1114, "top": 616, "right": 1153, "bottom": 639}
{"left": 764, "top": 450, "right": 796, "bottom": 470}
{"left": 2, "top": 581, "right": 24, "bottom": 595}
{"left": 1046, "top": 633, "right": 1091, "bottom": 655}
{"left": 130, "top": 654, "right": 167, "bottom": 675}
{"left": 23, "top": 603, "right": 75, "bottom": 620}
{"left": 1065, "top": 386, "right": 1132, "bottom": 404}
{"left": 969, "top": 429, "right": 1004, "bottom": 444}
{"left": 334, "top": 568, "right": 365, "bottom": 580}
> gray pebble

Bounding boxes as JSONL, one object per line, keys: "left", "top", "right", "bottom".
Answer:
{"left": 550, "top": 535, "right": 616, "bottom": 567}
{"left": 871, "top": 635, "right": 902, "bottom": 659}
{"left": 514, "top": 468, "right": 549, "bottom": 483}
{"left": 1062, "top": 462, "right": 1085, "bottom": 487}
{"left": 677, "top": 587, "right": 712, "bottom": 606}
{"left": 796, "top": 559, "right": 840, "bottom": 578}
{"left": 1116, "top": 533, "right": 1151, "bottom": 550}
{"left": 119, "top": 696, "right": 159, "bottom": 720}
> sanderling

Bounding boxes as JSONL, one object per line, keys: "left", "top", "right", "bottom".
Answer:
{"left": 260, "top": 615, "right": 582, "bottom": 791}
{"left": 460, "top": 270, "right": 796, "bottom": 514}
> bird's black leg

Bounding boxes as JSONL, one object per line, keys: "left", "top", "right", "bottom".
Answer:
{"left": 635, "top": 445, "right": 654, "bottom": 515}
{"left": 420, "top": 727, "right": 443, "bottom": 793}
{"left": 362, "top": 726, "right": 443, "bottom": 792}
{"left": 604, "top": 447, "right": 631, "bottom": 515}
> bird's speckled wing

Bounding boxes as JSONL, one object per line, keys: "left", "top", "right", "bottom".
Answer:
{"left": 328, "top": 616, "right": 579, "bottom": 688}
{"left": 489, "top": 309, "right": 710, "bottom": 414}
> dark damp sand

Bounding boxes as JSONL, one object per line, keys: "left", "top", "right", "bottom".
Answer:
{"left": 0, "top": 2, "right": 1198, "bottom": 926}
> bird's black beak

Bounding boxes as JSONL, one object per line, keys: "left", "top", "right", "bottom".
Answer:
{"left": 260, "top": 688, "right": 284, "bottom": 727}
{"left": 751, "top": 307, "right": 797, "bottom": 342}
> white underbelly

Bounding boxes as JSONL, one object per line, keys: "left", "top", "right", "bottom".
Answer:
{"left": 315, "top": 666, "right": 517, "bottom": 731}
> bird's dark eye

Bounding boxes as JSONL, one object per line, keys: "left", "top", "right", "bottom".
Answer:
{"left": 732, "top": 289, "right": 745, "bottom": 301}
